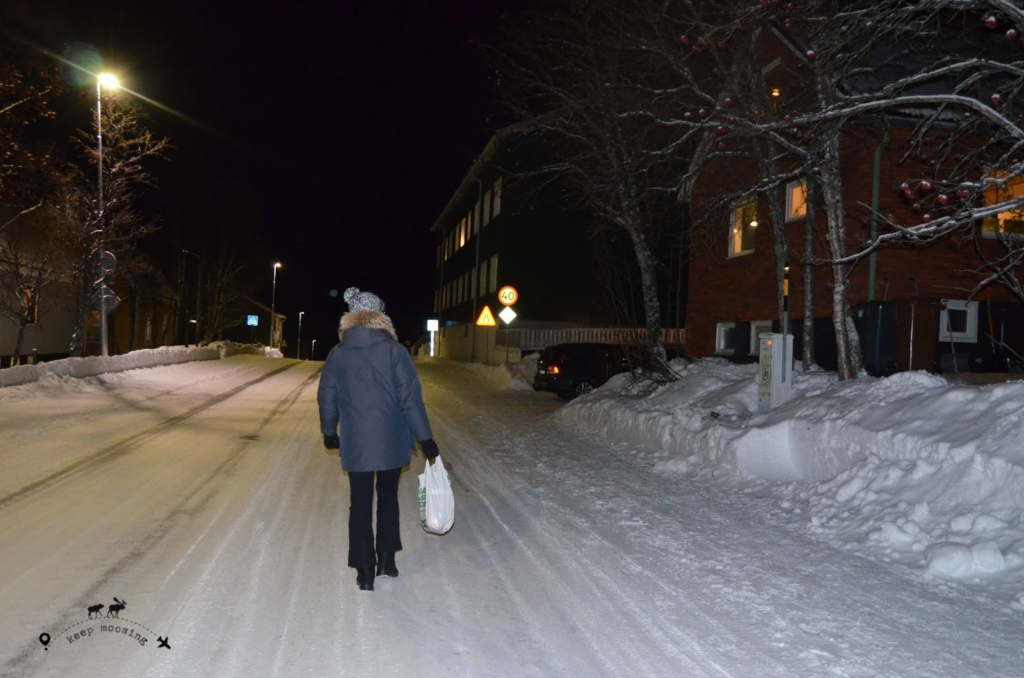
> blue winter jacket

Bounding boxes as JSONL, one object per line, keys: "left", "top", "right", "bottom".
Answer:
{"left": 317, "top": 310, "right": 433, "bottom": 472}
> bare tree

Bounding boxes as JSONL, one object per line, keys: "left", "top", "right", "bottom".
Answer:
{"left": 62, "top": 95, "right": 171, "bottom": 356}
{"left": 495, "top": 0, "right": 699, "bottom": 366}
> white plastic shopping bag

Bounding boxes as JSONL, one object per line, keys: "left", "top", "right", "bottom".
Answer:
{"left": 418, "top": 454, "right": 455, "bottom": 534}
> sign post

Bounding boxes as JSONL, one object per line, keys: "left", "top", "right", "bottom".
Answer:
{"left": 497, "top": 287, "right": 519, "bottom": 364}
{"left": 427, "top": 319, "right": 439, "bottom": 357}
{"left": 477, "top": 306, "right": 496, "bottom": 364}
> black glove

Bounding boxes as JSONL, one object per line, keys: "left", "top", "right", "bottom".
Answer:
{"left": 419, "top": 438, "right": 439, "bottom": 461}
{"left": 324, "top": 434, "right": 340, "bottom": 450}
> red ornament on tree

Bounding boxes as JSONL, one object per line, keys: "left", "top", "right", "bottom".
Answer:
{"left": 957, "top": 189, "right": 971, "bottom": 200}
{"left": 937, "top": 194, "right": 950, "bottom": 205}
{"left": 903, "top": 189, "right": 915, "bottom": 200}
{"left": 684, "top": 111, "right": 693, "bottom": 120}
{"left": 679, "top": 35, "right": 690, "bottom": 45}
{"left": 900, "top": 181, "right": 910, "bottom": 191}
{"left": 806, "top": 50, "right": 816, "bottom": 61}
{"left": 1006, "top": 28, "right": 1019, "bottom": 40}
{"left": 717, "top": 141, "right": 726, "bottom": 151}
{"left": 984, "top": 15, "right": 999, "bottom": 29}
{"left": 992, "top": 93, "right": 1003, "bottom": 105}
{"left": 698, "top": 109, "right": 707, "bottom": 118}
{"left": 912, "top": 203, "right": 921, "bottom": 213}
{"left": 811, "top": 167, "right": 821, "bottom": 175}
{"left": 919, "top": 180, "right": 932, "bottom": 191}
{"left": 922, "top": 214, "right": 933, "bottom": 222}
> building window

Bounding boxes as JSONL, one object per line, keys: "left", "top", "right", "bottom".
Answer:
{"left": 730, "top": 199, "right": 757, "bottom": 256}
{"left": 483, "top": 190, "right": 492, "bottom": 226}
{"left": 785, "top": 180, "right": 807, "bottom": 222}
{"left": 982, "top": 172, "right": 1024, "bottom": 238}
{"left": 22, "top": 285, "right": 39, "bottom": 325}
{"left": 479, "top": 260, "right": 488, "bottom": 296}
{"left": 749, "top": 321, "right": 774, "bottom": 354}
{"left": 459, "top": 218, "right": 466, "bottom": 248}
{"left": 493, "top": 178, "right": 502, "bottom": 218}
{"left": 939, "top": 300, "right": 978, "bottom": 343}
{"left": 716, "top": 322, "right": 736, "bottom": 355}
{"left": 489, "top": 253, "right": 499, "bottom": 293}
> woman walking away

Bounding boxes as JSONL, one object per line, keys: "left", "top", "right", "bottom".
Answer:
{"left": 317, "top": 287, "right": 440, "bottom": 591}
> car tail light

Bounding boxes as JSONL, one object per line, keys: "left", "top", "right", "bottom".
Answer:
{"left": 549, "top": 365, "right": 560, "bottom": 374}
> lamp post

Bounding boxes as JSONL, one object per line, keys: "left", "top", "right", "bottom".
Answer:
{"left": 270, "top": 262, "right": 281, "bottom": 348}
{"left": 311, "top": 339, "right": 317, "bottom": 360}
{"left": 297, "top": 311, "right": 304, "bottom": 359}
{"left": 182, "top": 249, "right": 201, "bottom": 344}
{"left": 95, "top": 73, "right": 119, "bottom": 357}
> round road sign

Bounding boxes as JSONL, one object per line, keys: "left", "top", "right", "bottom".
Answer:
{"left": 498, "top": 286, "right": 518, "bottom": 306}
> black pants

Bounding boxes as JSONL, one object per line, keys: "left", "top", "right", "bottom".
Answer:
{"left": 347, "top": 467, "right": 403, "bottom": 569}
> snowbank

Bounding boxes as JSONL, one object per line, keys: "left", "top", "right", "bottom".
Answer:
{"left": 0, "top": 343, "right": 278, "bottom": 388}
{"left": 416, "top": 353, "right": 538, "bottom": 391}
{"left": 558, "top": 359, "right": 1024, "bottom": 588}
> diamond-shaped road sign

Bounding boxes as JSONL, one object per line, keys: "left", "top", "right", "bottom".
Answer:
{"left": 91, "top": 285, "right": 121, "bottom": 314}
{"left": 499, "top": 306, "right": 517, "bottom": 324}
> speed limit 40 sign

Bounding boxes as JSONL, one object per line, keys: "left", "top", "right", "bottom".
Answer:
{"left": 498, "top": 285, "right": 518, "bottom": 306}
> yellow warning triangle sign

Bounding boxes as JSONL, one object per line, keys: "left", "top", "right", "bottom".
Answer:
{"left": 476, "top": 305, "right": 496, "bottom": 327}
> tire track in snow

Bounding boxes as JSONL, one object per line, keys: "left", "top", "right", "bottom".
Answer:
{"left": 424, "top": 386, "right": 736, "bottom": 677}
{"left": 0, "top": 364, "right": 322, "bottom": 678}
{"left": 0, "top": 362, "right": 303, "bottom": 509}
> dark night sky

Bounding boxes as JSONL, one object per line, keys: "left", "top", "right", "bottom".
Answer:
{"left": 21, "top": 1, "right": 527, "bottom": 353}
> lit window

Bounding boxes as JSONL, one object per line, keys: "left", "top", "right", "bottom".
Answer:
{"left": 22, "top": 285, "right": 39, "bottom": 325}
{"left": 483, "top": 190, "right": 492, "bottom": 226}
{"left": 489, "top": 253, "right": 499, "bottom": 293}
{"left": 730, "top": 199, "right": 757, "bottom": 256}
{"left": 493, "top": 178, "right": 502, "bottom": 218}
{"left": 983, "top": 172, "right": 1024, "bottom": 238}
{"left": 716, "top": 322, "right": 736, "bottom": 355}
{"left": 939, "top": 300, "right": 978, "bottom": 343}
{"left": 785, "top": 180, "right": 807, "bottom": 222}
{"left": 750, "top": 321, "right": 773, "bottom": 354}
{"left": 460, "top": 218, "right": 466, "bottom": 248}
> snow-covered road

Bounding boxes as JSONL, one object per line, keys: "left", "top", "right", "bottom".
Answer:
{"left": 1, "top": 356, "right": 1019, "bottom": 677}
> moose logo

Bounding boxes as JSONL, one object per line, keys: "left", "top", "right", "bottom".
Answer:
{"left": 86, "top": 598, "right": 126, "bottom": 619}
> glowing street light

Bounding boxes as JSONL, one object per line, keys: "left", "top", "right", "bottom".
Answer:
{"left": 95, "top": 72, "right": 120, "bottom": 357}
{"left": 311, "top": 338, "right": 317, "bottom": 360}
{"left": 297, "top": 311, "right": 304, "bottom": 359}
{"left": 270, "top": 262, "right": 281, "bottom": 348}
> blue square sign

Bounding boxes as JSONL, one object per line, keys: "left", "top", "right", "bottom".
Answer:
{"left": 247, "top": 315, "right": 259, "bottom": 327}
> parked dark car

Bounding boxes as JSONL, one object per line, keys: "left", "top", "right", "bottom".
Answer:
{"left": 533, "top": 343, "right": 631, "bottom": 399}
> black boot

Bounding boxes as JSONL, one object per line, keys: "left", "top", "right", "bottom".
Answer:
{"left": 376, "top": 551, "right": 398, "bottom": 578}
{"left": 356, "top": 567, "right": 374, "bottom": 591}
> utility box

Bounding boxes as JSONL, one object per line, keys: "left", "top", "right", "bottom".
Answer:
{"left": 757, "top": 333, "right": 794, "bottom": 411}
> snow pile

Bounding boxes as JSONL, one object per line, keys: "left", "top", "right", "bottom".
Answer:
{"left": 432, "top": 353, "right": 538, "bottom": 391}
{"left": 559, "top": 359, "right": 1024, "bottom": 588}
{"left": 0, "top": 342, "right": 273, "bottom": 388}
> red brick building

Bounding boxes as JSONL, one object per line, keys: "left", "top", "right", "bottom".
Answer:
{"left": 685, "top": 28, "right": 1024, "bottom": 375}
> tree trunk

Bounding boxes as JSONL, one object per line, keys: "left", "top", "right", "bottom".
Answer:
{"left": 802, "top": 180, "right": 819, "bottom": 369}
{"left": 627, "top": 221, "right": 667, "bottom": 363}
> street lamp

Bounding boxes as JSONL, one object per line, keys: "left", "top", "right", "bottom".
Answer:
{"left": 311, "top": 339, "right": 317, "bottom": 360}
{"left": 95, "top": 73, "right": 119, "bottom": 357}
{"left": 182, "top": 249, "right": 201, "bottom": 344}
{"left": 297, "top": 311, "right": 304, "bottom": 359}
{"left": 270, "top": 262, "right": 281, "bottom": 348}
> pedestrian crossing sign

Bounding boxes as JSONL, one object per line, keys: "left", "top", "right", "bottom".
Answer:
{"left": 476, "top": 306, "right": 496, "bottom": 327}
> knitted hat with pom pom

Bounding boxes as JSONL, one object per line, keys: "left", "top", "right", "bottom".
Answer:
{"left": 343, "top": 287, "right": 385, "bottom": 313}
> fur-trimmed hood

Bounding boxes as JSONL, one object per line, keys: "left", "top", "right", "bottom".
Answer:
{"left": 338, "top": 309, "right": 398, "bottom": 342}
